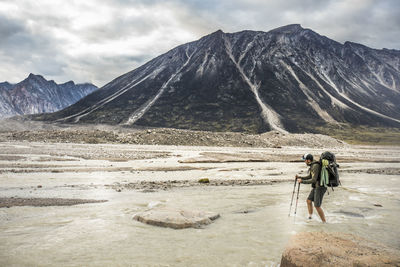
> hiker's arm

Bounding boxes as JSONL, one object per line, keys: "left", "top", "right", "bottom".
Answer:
{"left": 297, "top": 172, "right": 311, "bottom": 180}
{"left": 301, "top": 164, "right": 319, "bottom": 184}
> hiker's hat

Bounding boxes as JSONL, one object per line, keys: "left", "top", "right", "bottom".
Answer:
{"left": 302, "top": 153, "right": 313, "bottom": 161}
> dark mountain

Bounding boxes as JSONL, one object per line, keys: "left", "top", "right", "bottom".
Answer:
{"left": 35, "top": 24, "right": 400, "bottom": 133}
{"left": 0, "top": 74, "right": 97, "bottom": 118}
{"left": 0, "top": 82, "right": 13, "bottom": 91}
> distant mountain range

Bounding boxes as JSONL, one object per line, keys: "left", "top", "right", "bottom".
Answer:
{"left": 0, "top": 74, "right": 97, "bottom": 118}
{"left": 34, "top": 24, "right": 400, "bottom": 133}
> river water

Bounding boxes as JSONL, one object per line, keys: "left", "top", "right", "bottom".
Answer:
{"left": 0, "top": 143, "right": 399, "bottom": 266}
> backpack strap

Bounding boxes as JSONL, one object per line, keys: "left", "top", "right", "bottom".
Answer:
{"left": 309, "top": 161, "right": 321, "bottom": 184}
{"left": 320, "top": 159, "right": 329, "bottom": 187}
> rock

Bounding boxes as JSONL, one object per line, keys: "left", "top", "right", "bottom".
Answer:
{"left": 233, "top": 209, "right": 257, "bottom": 214}
{"left": 335, "top": 209, "right": 364, "bottom": 218}
{"left": 198, "top": 178, "right": 210, "bottom": 183}
{"left": 133, "top": 207, "right": 220, "bottom": 229}
{"left": 141, "top": 189, "right": 156, "bottom": 193}
{"left": 281, "top": 232, "right": 400, "bottom": 267}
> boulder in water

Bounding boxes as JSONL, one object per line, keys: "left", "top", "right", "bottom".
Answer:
{"left": 133, "top": 207, "right": 220, "bottom": 229}
{"left": 281, "top": 232, "right": 400, "bottom": 267}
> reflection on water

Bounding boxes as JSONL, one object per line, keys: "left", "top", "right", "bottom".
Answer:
{"left": 1, "top": 171, "right": 400, "bottom": 267}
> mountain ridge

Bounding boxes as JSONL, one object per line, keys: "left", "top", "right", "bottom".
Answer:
{"left": 33, "top": 24, "right": 400, "bottom": 133}
{"left": 0, "top": 74, "right": 98, "bottom": 118}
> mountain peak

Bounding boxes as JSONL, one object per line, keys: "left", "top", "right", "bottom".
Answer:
{"left": 269, "top": 24, "right": 304, "bottom": 34}
{"left": 60, "top": 81, "right": 76, "bottom": 87}
{"left": 198, "top": 29, "right": 226, "bottom": 44}
{"left": 28, "top": 73, "right": 39, "bottom": 78}
{"left": 208, "top": 29, "right": 225, "bottom": 38}
{"left": 26, "top": 73, "right": 46, "bottom": 82}
{"left": 0, "top": 81, "right": 13, "bottom": 88}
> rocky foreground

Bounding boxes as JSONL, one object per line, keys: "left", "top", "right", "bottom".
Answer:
{"left": 0, "top": 119, "right": 346, "bottom": 148}
{"left": 281, "top": 232, "right": 400, "bottom": 267}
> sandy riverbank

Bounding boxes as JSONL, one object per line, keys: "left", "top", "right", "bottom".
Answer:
{"left": 0, "top": 138, "right": 399, "bottom": 201}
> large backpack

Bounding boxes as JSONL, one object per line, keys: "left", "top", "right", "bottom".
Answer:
{"left": 319, "top": 151, "right": 340, "bottom": 188}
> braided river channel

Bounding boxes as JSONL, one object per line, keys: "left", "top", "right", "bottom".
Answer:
{"left": 0, "top": 142, "right": 399, "bottom": 266}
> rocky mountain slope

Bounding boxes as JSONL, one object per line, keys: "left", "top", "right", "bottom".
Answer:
{"left": 0, "top": 74, "right": 97, "bottom": 118}
{"left": 35, "top": 24, "right": 400, "bottom": 133}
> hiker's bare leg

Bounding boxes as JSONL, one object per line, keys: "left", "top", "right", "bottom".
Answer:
{"left": 307, "top": 199, "right": 313, "bottom": 217}
{"left": 315, "top": 206, "right": 326, "bottom": 222}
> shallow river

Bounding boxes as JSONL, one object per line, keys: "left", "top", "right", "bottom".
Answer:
{"left": 0, "top": 143, "right": 399, "bottom": 266}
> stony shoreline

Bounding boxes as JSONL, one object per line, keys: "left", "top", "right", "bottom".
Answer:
{"left": 106, "top": 178, "right": 292, "bottom": 192}
{"left": 0, "top": 119, "right": 346, "bottom": 148}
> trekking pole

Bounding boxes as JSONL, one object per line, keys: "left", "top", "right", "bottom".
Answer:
{"left": 294, "top": 182, "right": 301, "bottom": 222}
{"left": 288, "top": 177, "right": 297, "bottom": 217}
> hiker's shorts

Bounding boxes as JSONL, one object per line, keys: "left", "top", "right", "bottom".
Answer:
{"left": 307, "top": 187, "right": 327, "bottom": 207}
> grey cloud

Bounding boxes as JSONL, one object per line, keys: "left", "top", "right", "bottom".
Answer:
{"left": 80, "top": 15, "right": 159, "bottom": 43}
{"left": 104, "top": 55, "right": 151, "bottom": 65}
{"left": 35, "top": 56, "right": 67, "bottom": 77}
{"left": 294, "top": 0, "right": 400, "bottom": 49}
{"left": 0, "top": 13, "right": 67, "bottom": 82}
{"left": 0, "top": 16, "right": 25, "bottom": 40}
{"left": 1, "top": 0, "right": 399, "bottom": 87}
{"left": 103, "top": 0, "right": 169, "bottom": 6}
{"left": 0, "top": 13, "right": 59, "bottom": 54}
{"left": 63, "top": 54, "right": 148, "bottom": 86}
{"left": 186, "top": 0, "right": 400, "bottom": 49}
{"left": 151, "top": 0, "right": 330, "bottom": 38}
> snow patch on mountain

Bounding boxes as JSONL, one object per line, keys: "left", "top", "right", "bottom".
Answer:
{"left": 223, "top": 34, "right": 287, "bottom": 133}
{"left": 281, "top": 61, "right": 337, "bottom": 124}
{"left": 301, "top": 70, "right": 351, "bottom": 110}
{"left": 58, "top": 68, "right": 164, "bottom": 123}
{"left": 124, "top": 46, "right": 196, "bottom": 125}
{"left": 320, "top": 71, "right": 400, "bottom": 123}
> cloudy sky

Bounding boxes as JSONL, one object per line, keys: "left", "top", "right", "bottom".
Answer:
{"left": 1, "top": 0, "right": 399, "bottom": 87}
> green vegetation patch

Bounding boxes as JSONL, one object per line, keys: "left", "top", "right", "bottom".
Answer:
{"left": 316, "top": 124, "right": 400, "bottom": 146}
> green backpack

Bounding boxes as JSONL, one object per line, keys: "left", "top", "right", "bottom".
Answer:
{"left": 319, "top": 151, "right": 340, "bottom": 189}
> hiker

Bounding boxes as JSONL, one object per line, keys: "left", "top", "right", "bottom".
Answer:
{"left": 296, "top": 153, "right": 327, "bottom": 223}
